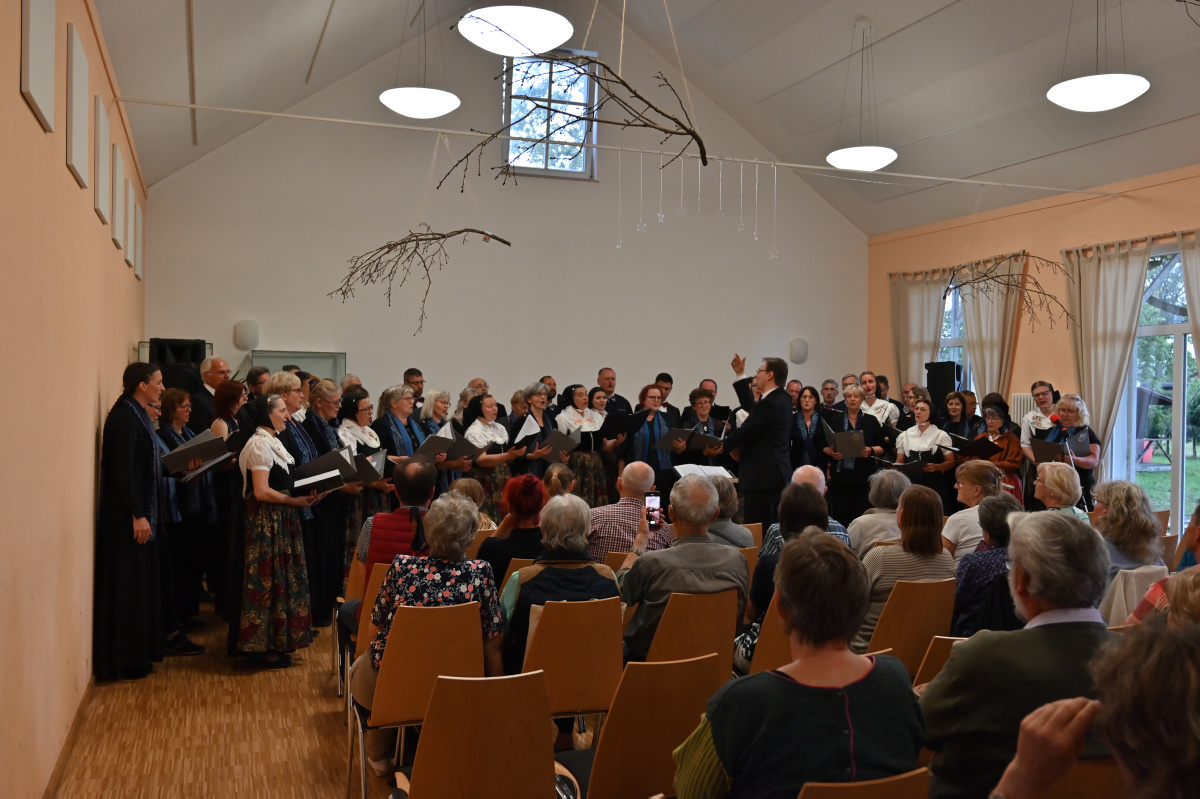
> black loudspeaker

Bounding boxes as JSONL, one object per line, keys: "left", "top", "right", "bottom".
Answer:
{"left": 148, "top": 338, "right": 206, "bottom": 393}
{"left": 925, "top": 361, "right": 961, "bottom": 411}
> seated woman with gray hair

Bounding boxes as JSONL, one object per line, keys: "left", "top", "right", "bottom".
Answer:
{"left": 1092, "top": 480, "right": 1164, "bottom": 581}
{"left": 1034, "top": 461, "right": 1089, "bottom": 521}
{"left": 847, "top": 470, "right": 910, "bottom": 558}
{"left": 498, "top": 493, "right": 619, "bottom": 676}
{"left": 348, "top": 490, "right": 504, "bottom": 775}
{"left": 707, "top": 475, "right": 754, "bottom": 548}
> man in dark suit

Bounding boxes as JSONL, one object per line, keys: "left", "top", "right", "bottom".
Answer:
{"left": 187, "top": 356, "right": 230, "bottom": 434}
{"left": 598, "top": 367, "right": 633, "bottom": 415}
{"left": 920, "top": 511, "right": 1116, "bottom": 798}
{"left": 720, "top": 354, "right": 793, "bottom": 526}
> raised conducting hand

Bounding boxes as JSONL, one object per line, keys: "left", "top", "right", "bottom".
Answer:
{"left": 992, "top": 698, "right": 1102, "bottom": 799}
{"left": 731, "top": 354, "right": 747, "bottom": 377}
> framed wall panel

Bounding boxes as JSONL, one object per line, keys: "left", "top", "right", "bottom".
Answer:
{"left": 111, "top": 146, "right": 124, "bottom": 249}
{"left": 94, "top": 96, "right": 110, "bottom": 222}
{"left": 134, "top": 203, "right": 144, "bottom": 280}
{"left": 20, "top": 0, "right": 56, "bottom": 132}
{"left": 66, "top": 23, "right": 88, "bottom": 188}
{"left": 124, "top": 179, "right": 135, "bottom": 267}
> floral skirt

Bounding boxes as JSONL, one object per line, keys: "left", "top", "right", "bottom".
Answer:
{"left": 237, "top": 497, "right": 313, "bottom": 654}
{"left": 467, "top": 463, "right": 511, "bottom": 522}
{"left": 569, "top": 451, "right": 609, "bottom": 508}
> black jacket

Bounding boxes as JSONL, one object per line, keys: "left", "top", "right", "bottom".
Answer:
{"left": 722, "top": 378, "right": 793, "bottom": 492}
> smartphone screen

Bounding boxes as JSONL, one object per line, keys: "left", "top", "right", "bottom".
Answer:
{"left": 645, "top": 491, "right": 661, "bottom": 530}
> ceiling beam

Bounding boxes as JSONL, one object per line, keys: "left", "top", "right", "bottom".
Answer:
{"left": 306, "top": 0, "right": 337, "bottom": 84}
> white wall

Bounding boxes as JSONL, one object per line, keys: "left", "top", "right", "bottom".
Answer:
{"left": 146, "top": 7, "right": 867, "bottom": 402}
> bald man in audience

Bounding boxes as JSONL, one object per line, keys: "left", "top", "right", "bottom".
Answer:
{"left": 759, "top": 466, "right": 850, "bottom": 555}
{"left": 919, "top": 511, "right": 1115, "bottom": 798}
{"left": 188, "top": 356, "right": 230, "bottom": 434}
{"left": 586, "top": 462, "right": 671, "bottom": 561}
{"left": 615, "top": 474, "right": 748, "bottom": 662}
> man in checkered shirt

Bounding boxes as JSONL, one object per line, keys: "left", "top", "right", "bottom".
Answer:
{"left": 587, "top": 462, "right": 672, "bottom": 561}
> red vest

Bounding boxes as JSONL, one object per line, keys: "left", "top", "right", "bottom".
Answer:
{"left": 365, "top": 506, "right": 428, "bottom": 580}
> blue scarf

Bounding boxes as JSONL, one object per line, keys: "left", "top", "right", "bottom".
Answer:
{"left": 794, "top": 412, "right": 819, "bottom": 465}
{"left": 159, "top": 425, "right": 217, "bottom": 522}
{"left": 633, "top": 413, "right": 671, "bottom": 469}
{"left": 385, "top": 412, "right": 425, "bottom": 457}
{"left": 123, "top": 398, "right": 162, "bottom": 538}
{"left": 312, "top": 413, "right": 340, "bottom": 450}
{"left": 287, "top": 419, "right": 318, "bottom": 520}
{"left": 836, "top": 411, "right": 863, "bottom": 472}
{"left": 154, "top": 435, "right": 181, "bottom": 525}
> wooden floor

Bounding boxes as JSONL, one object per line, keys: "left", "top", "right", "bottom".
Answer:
{"left": 57, "top": 606, "right": 392, "bottom": 798}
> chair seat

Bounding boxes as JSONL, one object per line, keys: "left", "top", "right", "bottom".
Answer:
{"left": 555, "top": 749, "right": 596, "bottom": 799}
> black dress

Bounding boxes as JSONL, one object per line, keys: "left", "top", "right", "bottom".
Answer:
{"left": 157, "top": 425, "right": 217, "bottom": 623}
{"left": 509, "top": 411, "right": 554, "bottom": 480}
{"left": 301, "top": 411, "right": 349, "bottom": 626}
{"left": 815, "top": 411, "right": 884, "bottom": 526}
{"left": 212, "top": 416, "right": 242, "bottom": 621}
{"left": 94, "top": 398, "right": 167, "bottom": 679}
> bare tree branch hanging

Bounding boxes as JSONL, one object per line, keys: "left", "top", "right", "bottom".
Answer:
{"left": 330, "top": 226, "right": 511, "bottom": 334}
{"left": 438, "top": 53, "right": 707, "bottom": 192}
{"left": 944, "top": 251, "right": 1076, "bottom": 329}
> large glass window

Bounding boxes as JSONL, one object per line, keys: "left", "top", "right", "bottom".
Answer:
{"left": 503, "top": 51, "right": 597, "bottom": 179}
{"left": 938, "top": 288, "right": 972, "bottom": 392}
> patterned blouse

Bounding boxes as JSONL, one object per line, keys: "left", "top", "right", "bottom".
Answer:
{"left": 368, "top": 555, "right": 503, "bottom": 671}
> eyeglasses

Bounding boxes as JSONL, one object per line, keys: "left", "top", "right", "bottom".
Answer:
{"left": 1032, "top": 391, "right": 1052, "bottom": 399}
{"left": 321, "top": 398, "right": 343, "bottom": 406}
{"left": 179, "top": 404, "right": 192, "bottom": 409}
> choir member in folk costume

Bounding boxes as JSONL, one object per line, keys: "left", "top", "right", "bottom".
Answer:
{"left": 555, "top": 384, "right": 610, "bottom": 507}
{"left": 464, "top": 393, "right": 528, "bottom": 521}
{"left": 336, "top": 391, "right": 392, "bottom": 590}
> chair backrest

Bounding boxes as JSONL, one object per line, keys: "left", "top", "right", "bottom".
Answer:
{"left": 745, "top": 523, "right": 763, "bottom": 548}
{"left": 1161, "top": 535, "right": 1179, "bottom": 569}
{"left": 343, "top": 559, "right": 366, "bottom": 603}
{"left": 797, "top": 767, "right": 930, "bottom": 798}
{"left": 1098, "top": 565, "right": 1169, "bottom": 626}
{"left": 749, "top": 593, "right": 791, "bottom": 674}
{"left": 465, "top": 527, "right": 493, "bottom": 560}
{"left": 603, "top": 551, "right": 630, "bottom": 574}
{"left": 502, "top": 558, "right": 535, "bottom": 590}
{"left": 368, "top": 602, "right": 485, "bottom": 727}
{"left": 942, "top": 516, "right": 951, "bottom": 529}
{"left": 873, "top": 540, "right": 900, "bottom": 549}
{"left": 912, "top": 636, "right": 966, "bottom": 687}
{"left": 407, "top": 671, "right": 556, "bottom": 799}
{"left": 354, "top": 562, "right": 391, "bottom": 659}
{"left": 588, "top": 655, "right": 720, "bottom": 799}
{"left": 739, "top": 547, "right": 759, "bottom": 578}
{"left": 1154, "top": 509, "right": 1170, "bottom": 533}
{"left": 522, "top": 597, "right": 623, "bottom": 716}
{"left": 866, "top": 578, "right": 956, "bottom": 677}
{"left": 646, "top": 590, "right": 738, "bottom": 681}
{"left": 1045, "top": 759, "right": 1129, "bottom": 799}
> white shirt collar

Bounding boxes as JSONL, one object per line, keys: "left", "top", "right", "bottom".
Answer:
{"left": 1023, "top": 607, "right": 1106, "bottom": 629}
{"left": 205, "top": 383, "right": 217, "bottom": 395}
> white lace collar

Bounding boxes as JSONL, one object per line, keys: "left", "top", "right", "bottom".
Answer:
{"left": 338, "top": 418, "right": 380, "bottom": 450}
{"left": 254, "top": 427, "right": 295, "bottom": 469}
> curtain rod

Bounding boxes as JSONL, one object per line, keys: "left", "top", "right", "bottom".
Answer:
{"left": 116, "top": 97, "right": 1123, "bottom": 199}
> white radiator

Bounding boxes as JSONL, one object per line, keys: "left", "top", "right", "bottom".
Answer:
{"left": 1009, "top": 392, "right": 1035, "bottom": 421}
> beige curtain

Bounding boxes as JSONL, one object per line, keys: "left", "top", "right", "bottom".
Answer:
{"left": 959, "top": 252, "right": 1025, "bottom": 399}
{"left": 1063, "top": 240, "right": 1151, "bottom": 479}
{"left": 889, "top": 268, "right": 954, "bottom": 388}
{"left": 1176, "top": 230, "right": 1200, "bottom": 345}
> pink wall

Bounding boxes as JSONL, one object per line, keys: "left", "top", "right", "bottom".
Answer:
{"left": 867, "top": 162, "right": 1200, "bottom": 398}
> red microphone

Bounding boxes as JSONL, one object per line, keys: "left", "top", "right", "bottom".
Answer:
{"left": 1049, "top": 413, "right": 1061, "bottom": 426}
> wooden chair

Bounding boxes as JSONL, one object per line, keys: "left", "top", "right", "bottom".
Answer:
{"left": 912, "top": 636, "right": 965, "bottom": 687}
{"left": 749, "top": 593, "right": 790, "bottom": 674}
{"left": 646, "top": 589, "right": 739, "bottom": 681}
{"left": 797, "top": 767, "right": 930, "bottom": 797}
{"left": 1161, "top": 535, "right": 1179, "bottom": 570}
{"left": 746, "top": 522, "right": 763, "bottom": 548}
{"left": 1107, "top": 624, "right": 1135, "bottom": 633}
{"left": 555, "top": 654, "right": 720, "bottom": 799}
{"left": 334, "top": 559, "right": 368, "bottom": 689}
{"left": 1045, "top": 759, "right": 1129, "bottom": 799}
{"left": 942, "top": 516, "right": 951, "bottom": 529}
{"left": 465, "top": 527, "right": 493, "bottom": 559}
{"left": 867, "top": 579, "right": 956, "bottom": 677}
{"left": 501, "top": 558, "right": 535, "bottom": 590}
{"left": 393, "top": 671, "right": 556, "bottom": 799}
{"left": 347, "top": 602, "right": 484, "bottom": 799}
{"left": 522, "top": 597, "right": 623, "bottom": 719}
{"left": 353, "top": 563, "right": 391, "bottom": 661}
{"left": 1154, "top": 509, "right": 1170, "bottom": 533}
{"left": 872, "top": 541, "right": 900, "bottom": 549}
{"left": 603, "top": 551, "right": 630, "bottom": 574}
{"left": 740, "top": 546, "right": 759, "bottom": 577}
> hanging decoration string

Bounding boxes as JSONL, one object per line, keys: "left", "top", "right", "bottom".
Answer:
{"left": 753, "top": 163, "right": 760, "bottom": 240}
{"left": 770, "top": 164, "right": 779, "bottom": 259}
{"left": 696, "top": 158, "right": 702, "bottom": 214}
{"left": 658, "top": 152, "right": 665, "bottom": 223}
{"left": 738, "top": 161, "right": 745, "bottom": 232}
{"left": 718, "top": 160, "right": 723, "bottom": 215}
{"left": 616, "top": 149, "right": 623, "bottom": 249}
{"left": 637, "top": 151, "right": 646, "bottom": 231}
{"left": 662, "top": 0, "right": 696, "bottom": 125}
{"left": 619, "top": 0, "right": 627, "bottom": 75}
{"left": 580, "top": 0, "right": 601, "bottom": 51}
{"left": 678, "top": 154, "right": 686, "bottom": 216}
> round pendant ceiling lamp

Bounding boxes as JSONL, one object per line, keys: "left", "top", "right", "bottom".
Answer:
{"left": 458, "top": 5, "right": 574, "bottom": 57}
{"left": 379, "top": 87, "right": 461, "bottom": 119}
{"left": 825, "top": 145, "right": 898, "bottom": 172}
{"left": 1046, "top": 73, "right": 1149, "bottom": 113}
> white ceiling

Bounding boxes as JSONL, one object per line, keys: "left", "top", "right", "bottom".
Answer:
{"left": 97, "top": 0, "right": 1200, "bottom": 235}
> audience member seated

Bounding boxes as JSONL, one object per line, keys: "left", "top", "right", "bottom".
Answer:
{"left": 586, "top": 462, "right": 671, "bottom": 561}
{"left": 1126, "top": 503, "right": 1200, "bottom": 623}
{"left": 706, "top": 475, "right": 754, "bottom": 548}
{"left": 991, "top": 619, "right": 1200, "bottom": 799}
{"left": 735, "top": 482, "right": 832, "bottom": 673}
{"left": 942, "top": 460, "right": 1006, "bottom": 563}
{"left": 498, "top": 494, "right": 620, "bottom": 675}
{"left": 760, "top": 466, "right": 850, "bottom": 556}
{"left": 347, "top": 491, "right": 503, "bottom": 776}
{"left": 542, "top": 462, "right": 575, "bottom": 499}
{"left": 616, "top": 475, "right": 749, "bottom": 662}
{"left": 1091, "top": 480, "right": 1164, "bottom": 580}
{"left": 852, "top": 485, "right": 955, "bottom": 653}
{"left": 1034, "top": 462, "right": 1089, "bottom": 521}
{"left": 951, "top": 492, "right": 1022, "bottom": 637}
{"left": 920, "top": 511, "right": 1114, "bottom": 798}
{"left": 673, "top": 534, "right": 925, "bottom": 799}
{"left": 477, "top": 474, "right": 547, "bottom": 586}
{"left": 448, "top": 477, "right": 496, "bottom": 529}
{"left": 846, "top": 470, "right": 909, "bottom": 558}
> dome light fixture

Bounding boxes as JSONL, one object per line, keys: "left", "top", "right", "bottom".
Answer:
{"left": 1047, "top": 1, "right": 1148, "bottom": 113}
{"left": 825, "top": 20, "right": 897, "bottom": 173}
{"left": 458, "top": 5, "right": 573, "bottom": 57}
{"left": 825, "top": 145, "right": 898, "bottom": 172}
{"left": 379, "top": 87, "right": 461, "bottom": 119}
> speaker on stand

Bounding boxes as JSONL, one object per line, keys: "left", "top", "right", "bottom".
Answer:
{"left": 924, "top": 361, "right": 961, "bottom": 418}
{"left": 148, "top": 338, "right": 207, "bottom": 394}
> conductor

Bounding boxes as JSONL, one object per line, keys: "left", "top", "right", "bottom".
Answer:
{"left": 720, "top": 354, "right": 794, "bottom": 525}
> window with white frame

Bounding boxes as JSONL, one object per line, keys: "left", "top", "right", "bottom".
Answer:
{"left": 938, "top": 288, "right": 972, "bottom": 392}
{"left": 502, "top": 50, "right": 597, "bottom": 179}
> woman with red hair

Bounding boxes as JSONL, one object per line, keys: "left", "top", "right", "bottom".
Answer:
{"left": 477, "top": 474, "right": 547, "bottom": 587}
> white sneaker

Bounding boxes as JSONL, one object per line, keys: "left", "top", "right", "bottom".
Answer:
{"left": 367, "top": 757, "right": 392, "bottom": 778}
